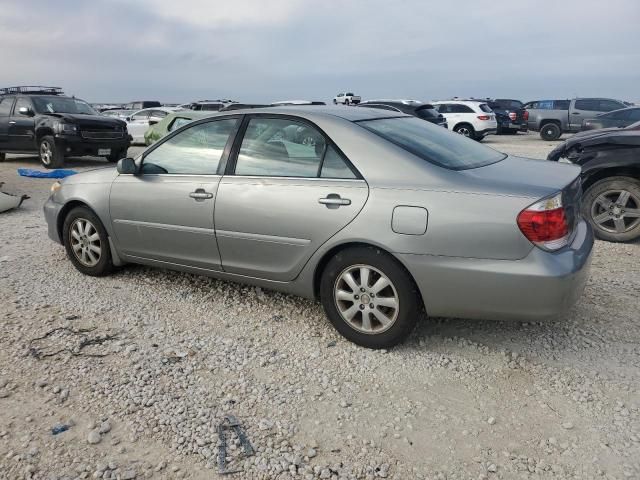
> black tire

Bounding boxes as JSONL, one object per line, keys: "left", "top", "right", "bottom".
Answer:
{"left": 333, "top": 99, "right": 337, "bottom": 105}
{"left": 39, "top": 136, "right": 65, "bottom": 169}
{"left": 475, "top": 135, "right": 486, "bottom": 142}
{"left": 540, "top": 123, "right": 561, "bottom": 141}
{"left": 62, "top": 206, "right": 114, "bottom": 276}
{"left": 582, "top": 176, "right": 640, "bottom": 243}
{"left": 0, "top": 152, "right": 5, "bottom": 162}
{"left": 345, "top": 99, "right": 350, "bottom": 106}
{"left": 319, "top": 246, "right": 421, "bottom": 349}
{"left": 453, "top": 123, "right": 476, "bottom": 140}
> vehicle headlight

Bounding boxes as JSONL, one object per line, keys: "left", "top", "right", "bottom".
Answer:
{"left": 50, "top": 181, "right": 62, "bottom": 194}
{"left": 54, "top": 122, "right": 78, "bottom": 135}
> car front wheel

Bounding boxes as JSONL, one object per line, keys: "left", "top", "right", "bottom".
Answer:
{"left": 583, "top": 176, "right": 640, "bottom": 242}
{"left": 320, "top": 246, "right": 420, "bottom": 349}
{"left": 62, "top": 206, "right": 114, "bottom": 276}
{"left": 454, "top": 124, "right": 476, "bottom": 140}
{"left": 39, "top": 136, "right": 65, "bottom": 169}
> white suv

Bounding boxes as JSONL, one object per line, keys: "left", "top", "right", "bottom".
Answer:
{"left": 431, "top": 100, "right": 497, "bottom": 141}
{"left": 333, "top": 92, "right": 361, "bottom": 105}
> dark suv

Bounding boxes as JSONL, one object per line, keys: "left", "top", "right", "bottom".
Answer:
{"left": 0, "top": 86, "right": 130, "bottom": 168}
{"left": 486, "top": 99, "right": 528, "bottom": 134}
{"left": 356, "top": 100, "right": 448, "bottom": 128}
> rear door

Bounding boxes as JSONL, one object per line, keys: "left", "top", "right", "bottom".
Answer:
{"left": 7, "top": 97, "right": 36, "bottom": 151}
{"left": 571, "top": 99, "right": 604, "bottom": 130}
{"left": 110, "top": 117, "right": 241, "bottom": 270}
{"left": 214, "top": 115, "right": 368, "bottom": 281}
{"left": 0, "top": 96, "right": 14, "bottom": 149}
{"left": 127, "top": 109, "right": 152, "bottom": 142}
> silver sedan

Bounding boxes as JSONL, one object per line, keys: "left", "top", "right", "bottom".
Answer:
{"left": 44, "top": 107, "right": 593, "bottom": 348}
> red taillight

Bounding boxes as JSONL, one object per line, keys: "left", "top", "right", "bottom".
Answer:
{"left": 517, "top": 193, "right": 570, "bottom": 250}
{"left": 508, "top": 112, "right": 517, "bottom": 121}
{"left": 523, "top": 110, "right": 529, "bottom": 121}
{"left": 477, "top": 115, "right": 490, "bottom": 120}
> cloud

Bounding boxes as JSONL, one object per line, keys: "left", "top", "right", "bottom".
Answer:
{"left": 0, "top": 0, "right": 638, "bottom": 102}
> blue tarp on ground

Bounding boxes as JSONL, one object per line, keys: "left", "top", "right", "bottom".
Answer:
{"left": 17, "top": 168, "right": 77, "bottom": 179}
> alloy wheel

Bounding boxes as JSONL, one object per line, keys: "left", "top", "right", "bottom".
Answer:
{"left": 69, "top": 218, "right": 102, "bottom": 267}
{"left": 591, "top": 189, "right": 640, "bottom": 234}
{"left": 40, "top": 141, "right": 52, "bottom": 166}
{"left": 456, "top": 127, "right": 471, "bottom": 137}
{"left": 334, "top": 264, "right": 399, "bottom": 334}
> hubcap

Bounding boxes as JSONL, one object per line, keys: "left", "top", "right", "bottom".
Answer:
{"left": 40, "top": 141, "right": 52, "bottom": 165}
{"left": 591, "top": 189, "right": 640, "bottom": 234}
{"left": 457, "top": 127, "right": 470, "bottom": 137}
{"left": 70, "top": 219, "right": 102, "bottom": 267}
{"left": 334, "top": 264, "right": 399, "bottom": 334}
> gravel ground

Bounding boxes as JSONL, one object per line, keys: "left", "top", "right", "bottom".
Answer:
{"left": 0, "top": 132, "right": 639, "bottom": 480}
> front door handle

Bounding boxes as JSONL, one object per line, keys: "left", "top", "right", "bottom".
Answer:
{"left": 319, "top": 194, "right": 351, "bottom": 208}
{"left": 189, "top": 189, "right": 214, "bottom": 201}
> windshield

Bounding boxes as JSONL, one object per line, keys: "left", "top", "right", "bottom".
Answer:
{"left": 32, "top": 96, "right": 97, "bottom": 115}
{"left": 358, "top": 117, "right": 506, "bottom": 170}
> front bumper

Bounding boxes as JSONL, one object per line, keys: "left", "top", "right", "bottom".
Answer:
{"left": 43, "top": 198, "right": 64, "bottom": 244}
{"left": 54, "top": 133, "right": 131, "bottom": 157}
{"left": 397, "top": 220, "right": 594, "bottom": 322}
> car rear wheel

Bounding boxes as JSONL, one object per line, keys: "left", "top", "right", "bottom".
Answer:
{"left": 540, "top": 123, "right": 561, "bottom": 141}
{"left": 0, "top": 152, "right": 5, "bottom": 162}
{"left": 583, "top": 177, "right": 640, "bottom": 242}
{"left": 62, "top": 206, "right": 114, "bottom": 276}
{"left": 454, "top": 124, "right": 476, "bottom": 140}
{"left": 320, "top": 246, "right": 421, "bottom": 349}
{"left": 39, "top": 136, "right": 64, "bottom": 169}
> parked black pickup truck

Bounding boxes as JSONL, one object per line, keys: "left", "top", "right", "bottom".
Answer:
{"left": 0, "top": 86, "right": 130, "bottom": 168}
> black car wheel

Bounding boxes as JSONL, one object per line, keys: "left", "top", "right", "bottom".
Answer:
{"left": 454, "top": 124, "right": 476, "bottom": 140}
{"left": 107, "top": 149, "right": 126, "bottom": 163}
{"left": 540, "top": 123, "right": 561, "bottom": 141}
{"left": 0, "top": 152, "right": 5, "bottom": 162}
{"left": 583, "top": 177, "right": 640, "bottom": 242}
{"left": 62, "top": 206, "right": 114, "bottom": 276}
{"left": 39, "top": 136, "right": 65, "bottom": 169}
{"left": 320, "top": 246, "right": 421, "bottom": 349}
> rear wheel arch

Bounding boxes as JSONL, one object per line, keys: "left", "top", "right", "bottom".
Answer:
{"left": 582, "top": 167, "right": 640, "bottom": 192}
{"left": 312, "top": 242, "right": 424, "bottom": 309}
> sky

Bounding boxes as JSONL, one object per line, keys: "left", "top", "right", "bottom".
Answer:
{"left": 1, "top": 0, "right": 639, "bottom": 104}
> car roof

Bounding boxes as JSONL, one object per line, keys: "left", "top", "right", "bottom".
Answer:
{"left": 432, "top": 99, "right": 487, "bottom": 105}
{"left": 204, "top": 105, "right": 408, "bottom": 122}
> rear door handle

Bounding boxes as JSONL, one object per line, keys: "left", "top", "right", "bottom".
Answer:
{"left": 189, "top": 189, "right": 214, "bottom": 201}
{"left": 319, "top": 194, "right": 351, "bottom": 208}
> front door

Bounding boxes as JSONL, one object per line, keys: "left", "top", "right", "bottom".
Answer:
{"left": 110, "top": 117, "right": 240, "bottom": 270}
{"left": 8, "top": 97, "right": 36, "bottom": 151}
{"left": 0, "top": 96, "right": 14, "bottom": 149}
{"left": 214, "top": 116, "right": 369, "bottom": 281}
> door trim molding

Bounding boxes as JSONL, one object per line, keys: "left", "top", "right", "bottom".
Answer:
{"left": 216, "top": 229, "right": 310, "bottom": 246}
{"left": 113, "top": 218, "right": 215, "bottom": 235}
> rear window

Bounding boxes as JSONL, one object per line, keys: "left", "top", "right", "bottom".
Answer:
{"left": 415, "top": 106, "right": 439, "bottom": 119}
{"left": 492, "top": 100, "right": 523, "bottom": 110}
{"left": 358, "top": 117, "right": 506, "bottom": 171}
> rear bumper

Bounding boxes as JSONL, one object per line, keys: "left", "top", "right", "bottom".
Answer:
{"left": 43, "top": 198, "right": 63, "bottom": 244}
{"left": 54, "top": 134, "right": 130, "bottom": 157}
{"left": 499, "top": 121, "right": 528, "bottom": 131}
{"left": 397, "top": 220, "right": 594, "bottom": 322}
{"left": 476, "top": 127, "right": 497, "bottom": 137}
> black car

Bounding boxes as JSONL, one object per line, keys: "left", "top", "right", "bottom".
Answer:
{"left": 486, "top": 99, "right": 528, "bottom": 134}
{"left": 548, "top": 129, "right": 640, "bottom": 242}
{"left": 0, "top": 86, "right": 130, "bottom": 168}
{"left": 356, "top": 100, "right": 448, "bottom": 128}
{"left": 581, "top": 107, "right": 640, "bottom": 131}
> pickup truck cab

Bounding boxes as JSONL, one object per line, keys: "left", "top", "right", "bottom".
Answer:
{"left": 333, "top": 92, "right": 361, "bottom": 105}
{"left": 0, "top": 86, "right": 130, "bottom": 168}
{"left": 525, "top": 98, "right": 628, "bottom": 140}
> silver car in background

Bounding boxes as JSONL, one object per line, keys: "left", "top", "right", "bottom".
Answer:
{"left": 44, "top": 107, "right": 593, "bottom": 348}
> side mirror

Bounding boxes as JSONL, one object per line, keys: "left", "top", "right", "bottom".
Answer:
{"left": 116, "top": 157, "right": 137, "bottom": 175}
{"left": 18, "top": 106, "right": 34, "bottom": 116}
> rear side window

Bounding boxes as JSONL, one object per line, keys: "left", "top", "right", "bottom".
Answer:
{"left": 452, "top": 104, "right": 474, "bottom": 113}
{"left": 554, "top": 100, "right": 570, "bottom": 109}
{"left": 415, "top": 106, "right": 439, "bottom": 119}
{"left": 142, "top": 119, "right": 238, "bottom": 174}
{"left": 479, "top": 104, "right": 492, "bottom": 113}
{"left": 168, "top": 117, "right": 193, "bottom": 132}
{"left": 359, "top": 117, "right": 506, "bottom": 170}
{"left": 575, "top": 99, "right": 599, "bottom": 111}
{"left": 0, "top": 97, "right": 15, "bottom": 115}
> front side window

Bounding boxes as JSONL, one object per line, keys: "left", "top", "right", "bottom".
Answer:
{"left": 628, "top": 109, "right": 640, "bottom": 121}
{"left": 142, "top": 119, "right": 238, "bottom": 175}
{"left": 609, "top": 110, "right": 630, "bottom": 120}
{"left": 599, "top": 100, "right": 624, "bottom": 112}
{"left": 358, "top": 117, "right": 506, "bottom": 171}
{"left": 14, "top": 97, "right": 33, "bottom": 113}
{"left": 131, "top": 110, "right": 150, "bottom": 120}
{"left": 0, "top": 97, "right": 15, "bottom": 115}
{"left": 415, "top": 106, "right": 439, "bottom": 119}
{"left": 150, "top": 110, "right": 168, "bottom": 119}
{"left": 575, "top": 99, "right": 598, "bottom": 111}
{"left": 320, "top": 146, "right": 357, "bottom": 179}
